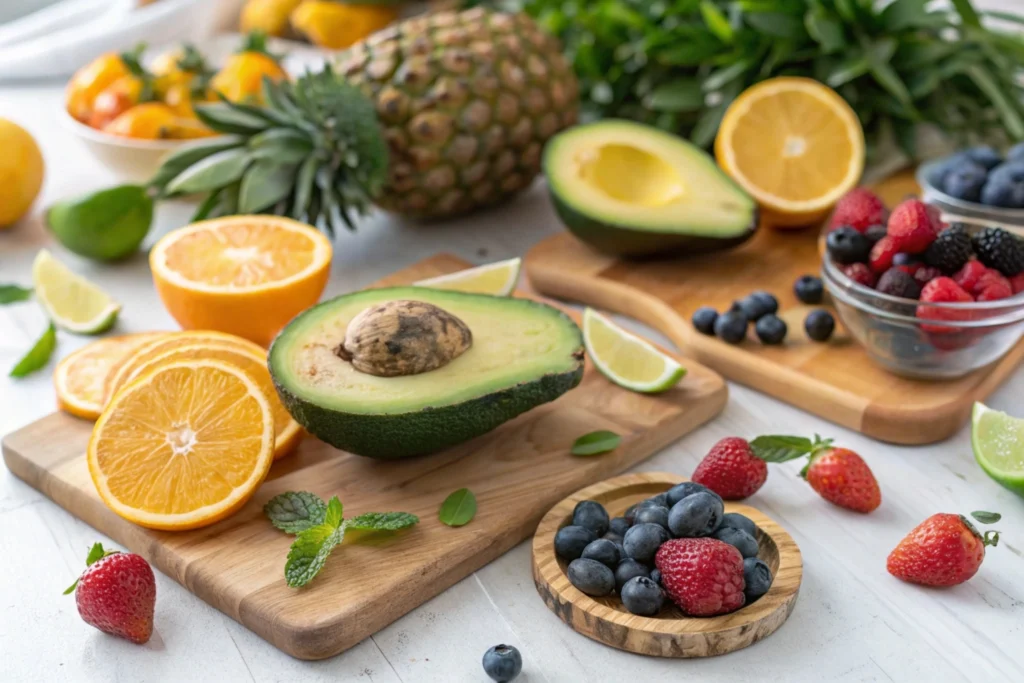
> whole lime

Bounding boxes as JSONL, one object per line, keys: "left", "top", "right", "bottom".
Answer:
{"left": 46, "top": 185, "right": 153, "bottom": 261}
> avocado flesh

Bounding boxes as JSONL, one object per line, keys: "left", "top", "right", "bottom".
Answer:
{"left": 269, "top": 286, "right": 584, "bottom": 459}
{"left": 545, "top": 119, "right": 758, "bottom": 257}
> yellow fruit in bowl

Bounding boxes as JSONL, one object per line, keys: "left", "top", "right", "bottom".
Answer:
{"left": 66, "top": 52, "right": 130, "bottom": 123}
{"left": 209, "top": 32, "right": 288, "bottom": 104}
{"left": 241, "top": 0, "right": 304, "bottom": 37}
{"left": 0, "top": 119, "right": 44, "bottom": 229}
{"left": 152, "top": 44, "right": 210, "bottom": 100}
{"left": 290, "top": 1, "right": 400, "bottom": 50}
{"left": 88, "top": 75, "right": 146, "bottom": 130}
{"left": 102, "top": 102, "right": 179, "bottom": 139}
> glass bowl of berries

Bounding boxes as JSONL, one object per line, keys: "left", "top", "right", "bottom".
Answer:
{"left": 822, "top": 193, "right": 1024, "bottom": 379}
{"left": 918, "top": 145, "right": 1024, "bottom": 228}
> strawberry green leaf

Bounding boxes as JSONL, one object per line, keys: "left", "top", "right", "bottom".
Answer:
{"left": 284, "top": 523, "right": 344, "bottom": 588}
{"left": 345, "top": 512, "right": 419, "bottom": 532}
{"left": 264, "top": 491, "right": 327, "bottom": 534}
{"left": 10, "top": 323, "right": 56, "bottom": 378}
{"left": 0, "top": 284, "right": 32, "bottom": 304}
{"left": 64, "top": 543, "right": 118, "bottom": 594}
{"left": 439, "top": 488, "right": 477, "bottom": 527}
{"left": 750, "top": 435, "right": 816, "bottom": 462}
{"left": 971, "top": 510, "right": 1001, "bottom": 525}
{"left": 571, "top": 430, "right": 621, "bottom": 456}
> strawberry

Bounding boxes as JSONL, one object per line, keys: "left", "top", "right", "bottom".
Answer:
{"left": 655, "top": 538, "right": 745, "bottom": 616}
{"left": 953, "top": 259, "right": 988, "bottom": 293}
{"left": 829, "top": 188, "right": 888, "bottom": 234}
{"left": 750, "top": 435, "right": 881, "bottom": 513}
{"left": 842, "top": 262, "right": 878, "bottom": 288}
{"left": 869, "top": 236, "right": 899, "bottom": 273}
{"left": 887, "top": 512, "right": 1001, "bottom": 587}
{"left": 887, "top": 199, "right": 939, "bottom": 253}
{"left": 65, "top": 543, "right": 155, "bottom": 644}
{"left": 1011, "top": 272, "right": 1024, "bottom": 294}
{"left": 691, "top": 437, "right": 767, "bottom": 500}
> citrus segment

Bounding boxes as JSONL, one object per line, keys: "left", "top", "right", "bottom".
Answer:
{"left": 32, "top": 249, "right": 122, "bottom": 334}
{"left": 972, "top": 402, "right": 1024, "bottom": 497}
{"left": 583, "top": 308, "right": 686, "bottom": 393}
{"left": 413, "top": 258, "right": 522, "bottom": 296}
{"left": 54, "top": 333, "right": 165, "bottom": 420}
{"left": 88, "top": 360, "right": 275, "bottom": 530}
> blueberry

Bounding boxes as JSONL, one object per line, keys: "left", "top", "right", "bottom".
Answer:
{"left": 612, "top": 541, "right": 626, "bottom": 559}
{"left": 647, "top": 492, "right": 670, "bottom": 507}
{"left": 483, "top": 644, "right": 523, "bottom": 683}
{"left": 966, "top": 145, "right": 1002, "bottom": 170}
{"left": 649, "top": 568, "right": 662, "bottom": 585}
{"left": 891, "top": 252, "right": 920, "bottom": 266}
{"left": 620, "top": 576, "right": 665, "bottom": 616}
{"left": 981, "top": 165, "right": 1024, "bottom": 208}
{"left": 667, "top": 491, "right": 724, "bottom": 538}
{"left": 713, "top": 310, "right": 748, "bottom": 344}
{"left": 864, "top": 225, "right": 888, "bottom": 245}
{"left": 581, "top": 538, "right": 621, "bottom": 568}
{"left": 826, "top": 226, "right": 871, "bottom": 265}
{"left": 573, "top": 500, "right": 609, "bottom": 537}
{"left": 622, "top": 523, "right": 669, "bottom": 563}
{"left": 719, "top": 512, "right": 758, "bottom": 538}
{"left": 633, "top": 505, "right": 669, "bottom": 529}
{"left": 755, "top": 315, "right": 787, "bottom": 345}
{"left": 933, "top": 151, "right": 971, "bottom": 184}
{"left": 609, "top": 516, "right": 631, "bottom": 536}
{"left": 743, "top": 558, "right": 773, "bottom": 602}
{"left": 666, "top": 482, "right": 719, "bottom": 507}
{"left": 1007, "top": 143, "right": 1024, "bottom": 164}
{"left": 737, "top": 291, "right": 778, "bottom": 321}
{"left": 623, "top": 503, "right": 639, "bottom": 524}
{"left": 804, "top": 310, "right": 836, "bottom": 342}
{"left": 692, "top": 307, "right": 718, "bottom": 336}
{"left": 567, "top": 558, "right": 615, "bottom": 596}
{"left": 942, "top": 160, "right": 987, "bottom": 202}
{"left": 554, "top": 525, "right": 597, "bottom": 562}
{"left": 713, "top": 527, "right": 760, "bottom": 559}
{"left": 603, "top": 532, "right": 623, "bottom": 543}
{"left": 793, "top": 275, "right": 824, "bottom": 304}
{"left": 614, "top": 558, "right": 650, "bottom": 592}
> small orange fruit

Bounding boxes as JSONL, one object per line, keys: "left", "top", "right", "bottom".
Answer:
{"left": 88, "top": 76, "right": 145, "bottom": 130}
{"left": 66, "top": 53, "right": 129, "bottom": 122}
{"left": 88, "top": 359, "right": 275, "bottom": 531}
{"left": 210, "top": 32, "right": 287, "bottom": 104}
{"left": 54, "top": 333, "right": 165, "bottom": 419}
{"left": 102, "top": 103, "right": 178, "bottom": 139}
{"left": 290, "top": 2, "right": 399, "bottom": 50}
{"left": 149, "top": 216, "right": 332, "bottom": 346}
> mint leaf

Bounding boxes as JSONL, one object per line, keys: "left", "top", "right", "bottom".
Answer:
{"left": 971, "top": 511, "right": 1001, "bottom": 525}
{"left": 346, "top": 512, "right": 419, "bottom": 532}
{"left": 264, "top": 491, "right": 327, "bottom": 534}
{"left": 284, "top": 523, "right": 344, "bottom": 588}
{"left": 750, "top": 435, "right": 816, "bottom": 463}
{"left": 64, "top": 542, "right": 118, "bottom": 594}
{"left": 571, "top": 430, "right": 621, "bottom": 456}
{"left": 0, "top": 284, "right": 31, "bottom": 304}
{"left": 324, "top": 496, "right": 343, "bottom": 528}
{"left": 439, "top": 488, "right": 477, "bottom": 527}
{"left": 10, "top": 323, "right": 56, "bottom": 378}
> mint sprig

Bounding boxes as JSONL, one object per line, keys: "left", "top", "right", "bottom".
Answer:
{"left": 749, "top": 434, "right": 834, "bottom": 464}
{"left": 0, "top": 284, "right": 32, "bottom": 305}
{"left": 571, "top": 430, "right": 621, "bottom": 456}
{"left": 265, "top": 492, "right": 418, "bottom": 588}
{"left": 10, "top": 323, "right": 57, "bottom": 378}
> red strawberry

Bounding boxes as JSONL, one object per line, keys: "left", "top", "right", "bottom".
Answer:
{"left": 869, "top": 236, "right": 899, "bottom": 273}
{"left": 655, "top": 538, "right": 745, "bottom": 616}
{"left": 917, "top": 277, "right": 974, "bottom": 332}
{"left": 65, "top": 543, "right": 155, "bottom": 644}
{"left": 829, "top": 188, "right": 888, "bottom": 234}
{"left": 842, "top": 262, "right": 878, "bottom": 288}
{"left": 887, "top": 512, "right": 1001, "bottom": 587}
{"left": 953, "top": 260, "right": 987, "bottom": 292}
{"left": 691, "top": 437, "right": 767, "bottom": 500}
{"left": 1011, "top": 272, "right": 1024, "bottom": 294}
{"left": 887, "top": 199, "right": 939, "bottom": 253}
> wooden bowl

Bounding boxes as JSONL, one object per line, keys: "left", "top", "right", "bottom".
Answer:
{"left": 532, "top": 472, "right": 802, "bottom": 658}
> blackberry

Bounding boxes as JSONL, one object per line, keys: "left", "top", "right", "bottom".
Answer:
{"left": 826, "top": 226, "right": 871, "bottom": 265}
{"left": 973, "top": 227, "right": 1024, "bottom": 276}
{"left": 923, "top": 224, "right": 973, "bottom": 274}
{"left": 875, "top": 268, "right": 921, "bottom": 300}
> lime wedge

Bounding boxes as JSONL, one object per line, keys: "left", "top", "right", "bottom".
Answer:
{"left": 32, "top": 249, "right": 120, "bottom": 334}
{"left": 583, "top": 308, "right": 686, "bottom": 393}
{"left": 972, "top": 402, "right": 1024, "bottom": 497}
{"left": 414, "top": 258, "right": 521, "bottom": 296}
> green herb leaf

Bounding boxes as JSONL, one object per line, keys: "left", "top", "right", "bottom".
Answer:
{"left": 571, "top": 430, "right": 621, "bottom": 456}
{"left": 805, "top": 10, "right": 846, "bottom": 53}
{"left": 880, "top": 0, "right": 936, "bottom": 32}
{"left": 284, "top": 523, "right": 344, "bottom": 588}
{"left": 439, "top": 488, "right": 477, "bottom": 527}
{"left": 324, "top": 496, "right": 343, "bottom": 528}
{"left": 264, "top": 491, "right": 327, "bottom": 534}
{"left": 745, "top": 12, "right": 805, "bottom": 40}
{"left": 645, "top": 79, "right": 704, "bottom": 113}
{"left": 700, "top": 1, "right": 733, "bottom": 43}
{"left": 10, "top": 323, "right": 56, "bottom": 378}
{"left": 0, "top": 285, "right": 32, "bottom": 304}
{"left": 971, "top": 511, "right": 1001, "bottom": 525}
{"left": 749, "top": 435, "right": 816, "bottom": 463}
{"left": 950, "top": 0, "right": 981, "bottom": 28}
{"left": 64, "top": 543, "right": 118, "bottom": 594}
{"left": 966, "top": 65, "right": 1024, "bottom": 140}
{"left": 345, "top": 512, "right": 419, "bottom": 532}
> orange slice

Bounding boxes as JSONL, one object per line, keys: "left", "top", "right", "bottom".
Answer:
{"left": 54, "top": 333, "right": 166, "bottom": 420}
{"left": 88, "top": 359, "right": 275, "bottom": 530}
{"left": 119, "top": 343, "right": 302, "bottom": 459}
{"left": 103, "top": 330, "right": 266, "bottom": 404}
{"left": 149, "top": 216, "right": 332, "bottom": 346}
{"left": 715, "top": 77, "right": 865, "bottom": 227}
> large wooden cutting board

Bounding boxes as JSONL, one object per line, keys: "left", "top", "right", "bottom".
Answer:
{"left": 2, "top": 254, "right": 727, "bottom": 660}
{"left": 525, "top": 171, "right": 1024, "bottom": 445}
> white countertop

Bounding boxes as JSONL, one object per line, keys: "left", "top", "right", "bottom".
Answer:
{"left": 4, "top": 53, "right": 1024, "bottom": 683}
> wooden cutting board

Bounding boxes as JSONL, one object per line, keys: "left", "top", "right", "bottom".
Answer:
{"left": 1, "top": 254, "right": 727, "bottom": 661}
{"left": 525, "top": 171, "right": 1024, "bottom": 445}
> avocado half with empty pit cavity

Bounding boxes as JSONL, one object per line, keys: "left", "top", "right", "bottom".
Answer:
{"left": 544, "top": 119, "right": 759, "bottom": 257}
{"left": 269, "top": 287, "right": 585, "bottom": 459}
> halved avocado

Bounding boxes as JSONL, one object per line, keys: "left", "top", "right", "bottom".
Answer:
{"left": 544, "top": 120, "right": 759, "bottom": 257}
{"left": 269, "top": 287, "right": 584, "bottom": 459}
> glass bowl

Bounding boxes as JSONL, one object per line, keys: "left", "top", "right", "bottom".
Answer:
{"left": 822, "top": 221, "right": 1024, "bottom": 379}
{"left": 917, "top": 158, "right": 1024, "bottom": 229}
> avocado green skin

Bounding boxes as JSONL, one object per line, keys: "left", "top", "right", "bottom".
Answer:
{"left": 272, "top": 363, "right": 583, "bottom": 459}
{"left": 550, "top": 190, "right": 760, "bottom": 258}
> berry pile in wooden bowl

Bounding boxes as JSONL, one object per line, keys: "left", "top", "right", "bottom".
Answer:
{"left": 531, "top": 472, "right": 801, "bottom": 658}
{"left": 822, "top": 189, "right": 1024, "bottom": 379}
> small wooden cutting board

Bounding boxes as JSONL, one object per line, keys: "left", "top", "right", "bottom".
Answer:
{"left": 524, "top": 172, "right": 1024, "bottom": 445}
{"left": 2, "top": 254, "right": 727, "bottom": 660}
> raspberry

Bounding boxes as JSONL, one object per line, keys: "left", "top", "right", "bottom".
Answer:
{"left": 917, "top": 277, "right": 974, "bottom": 333}
{"left": 655, "top": 539, "right": 745, "bottom": 617}
{"left": 975, "top": 271, "right": 1013, "bottom": 301}
{"left": 887, "top": 199, "right": 939, "bottom": 253}
{"left": 842, "top": 262, "right": 877, "bottom": 288}
{"left": 953, "top": 260, "right": 988, "bottom": 292}
{"left": 1011, "top": 273, "right": 1024, "bottom": 294}
{"left": 876, "top": 268, "right": 921, "bottom": 299}
{"left": 828, "top": 188, "right": 888, "bottom": 234}
{"left": 923, "top": 224, "right": 973, "bottom": 275}
{"left": 972, "top": 227, "right": 1024, "bottom": 276}
{"left": 869, "top": 236, "right": 899, "bottom": 273}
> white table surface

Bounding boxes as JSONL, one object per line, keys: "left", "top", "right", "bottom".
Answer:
{"left": 4, "top": 40, "right": 1024, "bottom": 683}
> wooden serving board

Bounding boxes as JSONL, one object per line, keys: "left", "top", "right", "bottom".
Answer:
{"left": 2, "top": 254, "right": 727, "bottom": 661}
{"left": 525, "top": 172, "right": 1024, "bottom": 445}
{"left": 533, "top": 473, "right": 801, "bottom": 657}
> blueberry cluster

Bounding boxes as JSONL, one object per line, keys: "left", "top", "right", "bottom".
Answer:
{"left": 692, "top": 280, "right": 835, "bottom": 345}
{"left": 555, "top": 485, "right": 774, "bottom": 616}
{"left": 937, "top": 145, "right": 1024, "bottom": 208}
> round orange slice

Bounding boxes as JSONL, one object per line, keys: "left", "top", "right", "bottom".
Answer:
{"left": 88, "top": 359, "right": 275, "bottom": 531}
{"left": 715, "top": 77, "right": 865, "bottom": 227}
{"left": 149, "top": 216, "right": 333, "bottom": 346}
{"left": 54, "top": 332, "right": 166, "bottom": 420}
{"left": 119, "top": 343, "right": 302, "bottom": 459}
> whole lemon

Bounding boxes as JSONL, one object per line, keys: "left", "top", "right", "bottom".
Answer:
{"left": 0, "top": 119, "right": 44, "bottom": 229}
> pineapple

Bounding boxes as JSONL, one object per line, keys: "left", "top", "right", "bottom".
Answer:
{"left": 145, "top": 8, "right": 578, "bottom": 231}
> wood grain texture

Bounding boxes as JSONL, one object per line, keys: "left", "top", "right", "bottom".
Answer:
{"left": 1, "top": 254, "right": 727, "bottom": 661}
{"left": 524, "top": 171, "right": 1024, "bottom": 445}
{"left": 532, "top": 472, "right": 801, "bottom": 657}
